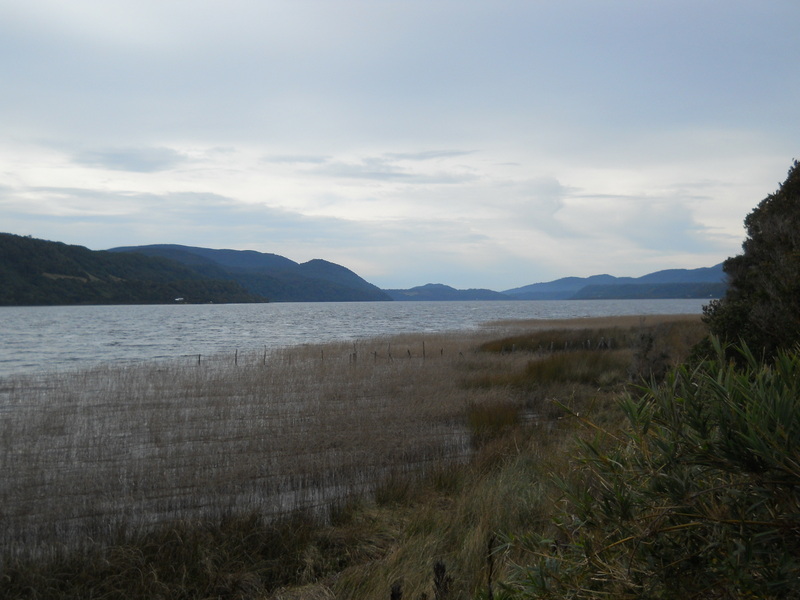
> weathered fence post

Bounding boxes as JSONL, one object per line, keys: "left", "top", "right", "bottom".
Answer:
{"left": 487, "top": 535, "right": 496, "bottom": 600}
{"left": 433, "top": 560, "right": 451, "bottom": 599}
{"left": 390, "top": 579, "right": 403, "bottom": 600}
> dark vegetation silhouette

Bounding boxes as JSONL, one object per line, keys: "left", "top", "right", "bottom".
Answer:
{"left": 703, "top": 160, "right": 800, "bottom": 360}
{"left": 0, "top": 234, "right": 391, "bottom": 304}
{"left": 0, "top": 233, "right": 263, "bottom": 305}
{"left": 502, "top": 162, "right": 800, "bottom": 598}
{"left": 110, "top": 244, "right": 392, "bottom": 302}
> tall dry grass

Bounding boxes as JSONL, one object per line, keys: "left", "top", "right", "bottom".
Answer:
{"left": 0, "top": 329, "right": 522, "bottom": 562}
{"left": 0, "top": 314, "right": 708, "bottom": 598}
{"left": 327, "top": 315, "right": 708, "bottom": 599}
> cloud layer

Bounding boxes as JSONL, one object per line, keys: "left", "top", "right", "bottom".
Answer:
{"left": 1, "top": 1, "right": 797, "bottom": 289}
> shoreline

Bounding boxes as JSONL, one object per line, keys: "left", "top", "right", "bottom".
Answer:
{"left": 0, "top": 300, "right": 708, "bottom": 379}
{"left": 1, "top": 313, "right": 705, "bottom": 383}
{"left": 486, "top": 312, "right": 703, "bottom": 329}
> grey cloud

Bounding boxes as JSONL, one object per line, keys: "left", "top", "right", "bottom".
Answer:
{"left": 501, "top": 177, "right": 574, "bottom": 235}
{"left": 627, "top": 210, "right": 715, "bottom": 254}
{"left": 310, "top": 156, "right": 477, "bottom": 184}
{"left": 574, "top": 194, "right": 721, "bottom": 254}
{"left": 527, "top": 177, "right": 572, "bottom": 210}
{"left": 262, "top": 154, "right": 331, "bottom": 165}
{"left": 72, "top": 147, "right": 186, "bottom": 172}
{"left": 383, "top": 150, "right": 475, "bottom": 161}
{"left": 261, "top": 150, "right": 478, "bottom": 183}
{"left": 13, "top": 186, "right": 370, "bottom": 246}
{"left": 313, "top": 157, "right": 410, "bottom": 181}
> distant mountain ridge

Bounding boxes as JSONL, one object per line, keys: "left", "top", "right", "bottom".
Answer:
{"left": 502, "top": 264, "right": 726, "bottom": 300}
{"left": 109, "top": 244, "right": 391, "bottom": 302}
{"left": 1, "top": 232, "right": 728, "bottom": 305}
{"left": 384, "top": 264, "right": 727, "bottom": 301}
{"left": 571, "top": 282, "right": 727, "bottom": 300}
{"left": 384, "top": 283, "right": 511, "bottom": 301}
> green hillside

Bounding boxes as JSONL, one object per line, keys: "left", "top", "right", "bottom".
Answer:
{"left": 109, "top": 244, "right": 392, "bottom": 302}
{"left": 0, "top": 233, "right": 266, "bottom": 306}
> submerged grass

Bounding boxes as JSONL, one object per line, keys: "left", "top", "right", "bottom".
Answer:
{"left": 0, "top": 314, "right": 707, "bottom": 598}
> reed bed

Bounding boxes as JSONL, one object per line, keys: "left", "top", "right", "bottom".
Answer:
{"left": 0, "top": 329, "right": 523, "bottom": 562}
{"left": 0, "top": 314, "right": 708, "bottom": 598}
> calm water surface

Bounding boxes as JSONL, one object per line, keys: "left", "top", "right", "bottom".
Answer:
{"left": 0, "top": 299, "right": 709, "bottom": 378}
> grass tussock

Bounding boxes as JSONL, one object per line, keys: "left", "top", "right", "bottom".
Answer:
{"left": 522, "top": 348, "right": 632, "bottom": 386}
{"left": 466, "top": 400, "right": 522, "bottom": 447}
{"left": 0, "top": 314, "right": 711, "bottom": 598}
{"left": 472, "top": 316, "right": 707, "bottom": 389}
{"left": 502, "top": 340, "right": 800, "bottom": 598}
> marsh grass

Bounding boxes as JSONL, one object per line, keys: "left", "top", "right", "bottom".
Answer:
{"left": 0, "top": 333, "right": 495, "bottom": 560}
{"left": 523, "top": 348, "right": 633, "bottom": 386}
{"left": 478, "top": 327, "right": 634, "bottom": 354}
{"left": 0, "top": 314, "right": 707, "bottom": 598}
{"left": 473, "top": 315, "right": 706, "bottom": 388}
{"left": 503, "top": 340, "right": 800, "bottom": 598}
{"left": 466, "top": 400, "right": 522, "bottom": 446}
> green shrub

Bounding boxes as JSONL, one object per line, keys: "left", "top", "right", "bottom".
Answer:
{"left": 467, "top": 401, "right": 522, "bottom": 446}
{"left": 703, "top": 160, "right": 800, "bottom": 361}
{"left": 503, "top": 339, "right": 800, "bottom": 599}
{"left": 523, "top": 349, "right": 631, "bottom": 387}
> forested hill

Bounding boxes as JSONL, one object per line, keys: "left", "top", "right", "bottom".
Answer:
{"left": 0, "top": 233, "right": 265, "bottom": 306}
{"left": 109, "top": 244, "right": 392, "bottom": 302}
{"left": 0, "top": 233, "right": 266, "bottom": 306}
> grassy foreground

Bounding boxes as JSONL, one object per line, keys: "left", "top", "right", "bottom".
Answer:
{"left": 0, "top": 314, "right": 708, "bottom": 598}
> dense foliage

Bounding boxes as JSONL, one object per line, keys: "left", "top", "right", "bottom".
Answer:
{"left": 111, "top": 244, "right": 392, "bottom": 302}
{"left": 500, "top": 163, "right": 800, "bottom": 598}
{"left": 703, "top": 160, "right": 800, "bottom": 359}
{"left": 505, "top": 340, "right": 800, "bottom": 599}
{"left": 0, "top": 233, "right": 265, "bottom": 305}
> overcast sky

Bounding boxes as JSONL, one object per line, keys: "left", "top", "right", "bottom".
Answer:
{"left": 1, "top": 1, "right": 798, "bottom": 290}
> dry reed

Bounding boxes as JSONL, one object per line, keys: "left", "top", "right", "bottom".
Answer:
{"left": 0, "top": 328, "right": 522, "bottom": 562}
{"left": 0, "top": 314, "right": 707, "bottom": 598}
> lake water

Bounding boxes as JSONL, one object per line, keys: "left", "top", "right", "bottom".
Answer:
{"left": 0, "top": 299, "right": 709, "bottom": 379}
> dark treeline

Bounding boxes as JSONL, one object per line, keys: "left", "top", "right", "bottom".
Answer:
{"left": 0, "top": 233, "right": 265, "bottom": 305}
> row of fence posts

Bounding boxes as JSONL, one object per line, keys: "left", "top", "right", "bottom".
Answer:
{"left": 347, "top": 341, "right": 452, "bottom": 364}
{"left": 193, "top": 340, "right": 459, "bottom": 367}
{"left": 350, "top": 341, "right": 431, "bottom": 364}
{"left": 195, "top": 338, "right": 612, "bottom": 366}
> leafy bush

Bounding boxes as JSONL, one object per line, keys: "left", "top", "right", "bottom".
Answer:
{"left": 503, "top": 340, "right": 800, "bottom": 599}
{"left": 704, "top": 160, "right": 800, "bottom": 361}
